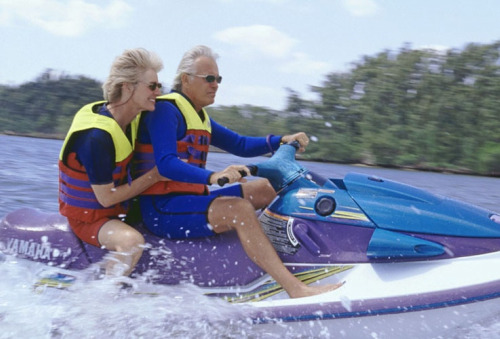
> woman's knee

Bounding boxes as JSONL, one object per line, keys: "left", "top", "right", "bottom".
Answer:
{"left": 121, "top": 228, "right": 145, "bottom": 250}
{"left": 99, "top": 220, "right": 144, "bottom": 252}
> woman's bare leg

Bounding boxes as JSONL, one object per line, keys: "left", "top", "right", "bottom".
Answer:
{"left": 98, "top": 219, "right": 145, "bottom": 276}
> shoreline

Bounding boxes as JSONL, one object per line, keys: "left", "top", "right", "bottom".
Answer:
{"left": 2, "top": 131, "right": 65, "bottom": 140}
{"left": 2, "top": 132, "right": 498, "bottom": 178}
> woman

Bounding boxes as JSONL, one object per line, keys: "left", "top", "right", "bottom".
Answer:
{"left": 59, "top": 48, "right": 164, "bottom": 277}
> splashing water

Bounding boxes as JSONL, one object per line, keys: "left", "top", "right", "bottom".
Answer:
{"left": 0, "top": 255, "right": 338, "bottom": 338}
{"left": 2, "top": 136, "right": 500, "bottom": 338}
{"left": 0, "top": 257, "right": 260, "bottom": 338}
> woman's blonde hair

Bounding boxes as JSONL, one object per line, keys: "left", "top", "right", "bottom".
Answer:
{"left": 102, "top": 48, "right": 163, "bottom": 103}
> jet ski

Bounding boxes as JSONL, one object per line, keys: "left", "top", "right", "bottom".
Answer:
{"left": 2, "top": 142, "right": 500, "bottom": 338}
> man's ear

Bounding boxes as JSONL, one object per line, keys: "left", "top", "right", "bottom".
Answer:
{"left": 181, "top": 73, "right": 190, "bottom": 86}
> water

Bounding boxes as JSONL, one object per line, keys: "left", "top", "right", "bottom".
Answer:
{"left": 0, "top": 134, "right": 499, "bottom": 338}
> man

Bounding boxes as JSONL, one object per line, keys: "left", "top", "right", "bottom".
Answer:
{"left": 135, "top": 45, "right": 343, "bottom": 298}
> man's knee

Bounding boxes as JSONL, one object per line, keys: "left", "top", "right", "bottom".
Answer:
{"left": 210, "top": 196, "right": 256, "bottom": 227}
{"left": 226, "top": 197, "right": 256, "bottom": 215}
{"left": 243, "top": 179, "right": 276, "bottom": 207}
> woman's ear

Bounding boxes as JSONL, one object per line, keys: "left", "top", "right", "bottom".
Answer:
{"left": 121, "top": 82, "right": 134, "bottom": 95}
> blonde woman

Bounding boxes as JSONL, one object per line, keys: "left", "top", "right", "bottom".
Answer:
{"left": 59, "top": 48, "right": 164, "bottom": 277}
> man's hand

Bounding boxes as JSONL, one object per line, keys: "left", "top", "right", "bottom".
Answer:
{"left": 210, "top": 165, "right": 250, "bottom": 186}
{"left": 281, "top": 132, "right": 309, "bottom": 152}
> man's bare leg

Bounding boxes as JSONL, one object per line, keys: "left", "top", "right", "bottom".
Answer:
{"left": 209, "top": 197, "right": 343, "bottom": 298}
{"left": 240, "top": 178, "right": 276, "bottom": 209}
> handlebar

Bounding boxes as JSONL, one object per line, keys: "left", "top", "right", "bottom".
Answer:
{"left": 217, "top": 141, "right": 300, "bottom": 188}
{"left": 288, "top": 140, "right": 301, "bottom": 150}
{"left": 217, "top": 168, "right": 256, "bottom": 187}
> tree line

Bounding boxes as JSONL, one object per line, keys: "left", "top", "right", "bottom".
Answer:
{"left": 1, "top": 41, "right": 499, "bottom": 176}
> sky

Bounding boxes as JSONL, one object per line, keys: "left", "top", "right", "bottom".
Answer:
{"left": 1, "top": 0, "right": 500, "bottom": 110}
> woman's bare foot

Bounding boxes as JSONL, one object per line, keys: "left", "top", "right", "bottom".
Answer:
{"left": 288, "top": 281, "right": 345, "bottom": 299}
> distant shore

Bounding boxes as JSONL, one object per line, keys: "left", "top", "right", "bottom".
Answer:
{"left": 2, "top": 130, "right": 65, "bottom": 140}
{"left": 2, "top": 132, "right": 498, "bottom": 178}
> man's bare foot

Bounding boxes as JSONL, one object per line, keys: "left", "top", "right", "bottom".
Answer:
{"left": 288, "top": 281, "right": 345, "bottom": 299}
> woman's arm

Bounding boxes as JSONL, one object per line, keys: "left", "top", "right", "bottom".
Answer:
{"left": 74, "top": 128, "right": 163, "bottom": 208}
{"left": 91, "top": 167, "right": 161, "bottom": 208}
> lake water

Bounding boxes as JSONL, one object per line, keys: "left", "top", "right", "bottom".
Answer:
{"left": 0, "top": 134, "right": 499, "bottom": 338}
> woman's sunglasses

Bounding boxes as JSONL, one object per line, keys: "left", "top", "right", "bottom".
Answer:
{"left": 140, "top": 82, "right": 162, "bottom": 91}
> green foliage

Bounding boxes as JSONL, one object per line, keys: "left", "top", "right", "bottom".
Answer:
{"left": 0, "top": 69, "right": 102, "bottom": 138}
{"left": 2, "top": 41, "right": 500, "bottom": 175}
{"left": 306, "top": 41, "right": 500, "bottom": 175}
{"left": 477, "top": 142, "right": 500, "bottom": 175}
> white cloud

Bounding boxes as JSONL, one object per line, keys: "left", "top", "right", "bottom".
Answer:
{"left": 341, "top": 0, "right": 380, "bottom": 17}
{"left": 214, "top": 25, "right": 297, "bottom": 59}
{"left": 217, "top": 0, "right": 288, "bottom": 4}
{"left": 0, "top": 0, "right": 132, "bottom": 37}
{"left": 280, "top": 52, "right": 331, "bottom": 75}
{"left": 215, "top": 24, "right": 331, "bottom": 82}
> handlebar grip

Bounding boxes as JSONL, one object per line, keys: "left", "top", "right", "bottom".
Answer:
{"left": 247, "top": 165, "right": 258, "bottom": 176}
{"left": 217, "top": 170, "right": 248, "bottom": 187}
{"left": 289, "top": 140, "right": 300, "bottom": 149}
{"left": 217, "top": 177, "right": 229, "bottom": 187}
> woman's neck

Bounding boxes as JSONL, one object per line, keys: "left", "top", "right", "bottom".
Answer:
{"left": 107, "top": 103, "right": 136, "bottom": 131}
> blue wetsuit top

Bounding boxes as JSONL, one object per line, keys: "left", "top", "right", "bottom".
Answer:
{"left": 137, "top": 94, "right": 282, "bottom": 182}
{"left": 66, "top": 106, "right": 123, "bottom": 185}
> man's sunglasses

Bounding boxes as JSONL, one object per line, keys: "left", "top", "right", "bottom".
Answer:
{"left": 190, "top": 74, "right": 223, "bottom": 84}
{"left": 141, "top": 82, "right": 162, "bottom": 91}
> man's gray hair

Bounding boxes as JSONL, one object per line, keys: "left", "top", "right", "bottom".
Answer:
{"left": 172, "top": 45, "right": 219, "bottom": 92}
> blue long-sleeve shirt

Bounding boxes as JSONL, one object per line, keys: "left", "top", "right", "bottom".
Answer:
{"left": 65, "top": 105, "right": 122, "bottom": 185}
{"left": 137, "top": 98, "right": 282, "bottom": 184}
